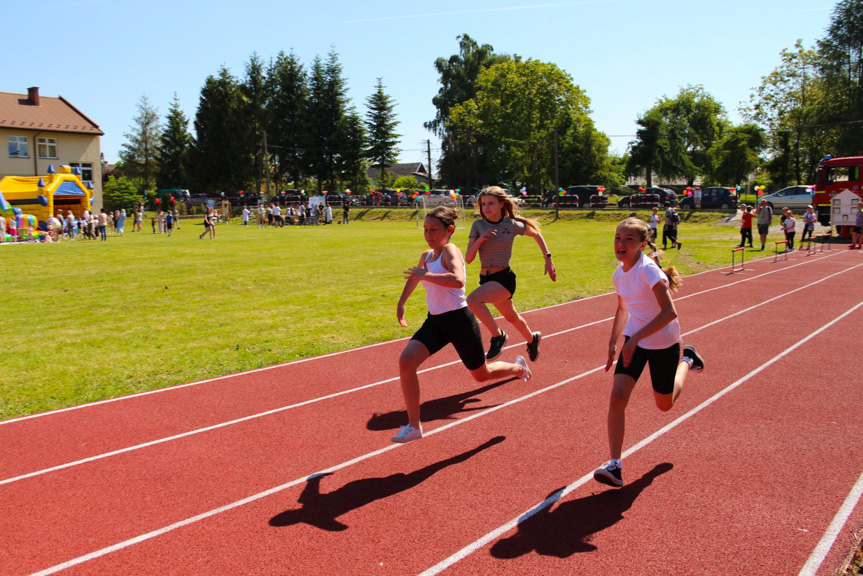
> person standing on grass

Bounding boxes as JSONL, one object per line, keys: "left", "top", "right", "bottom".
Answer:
{"left": 662, "top": 202, "right": 679, "bottom": 250}
{"left": 465, "top": 186, "right": 556, "bottom": 364}
{"left": 783, "top": 208, "right": 796, "bottom": 252}
{"left": 393, "top": 206, "right": 532, "bottom": 444}
{"left": 165, "top": 210, "right": 174, "bottom": 237}
{"left": 594, "top": 217, "right": 704, "bottom": 488}
{"left": 343, "top": 201, "right": 350, "bottom": 224}
{"left": 242, "top": 206, "right": 250, "bottom": 226}
{"left": 117, "top": 209, "right": 126, "bottom": 236}
{"left": 851, "top": 201, "right": 863, "bottom": 249}
{"left": 801, "top": 205, "right": 816, "bottom": 245}
{"left": 98, "top": 209, "right": 108, "bottom": 241}
{"left": 755, "top": 198, "right": 773, "bottom": 250}
{"left": 648, "top": 206, "right": 660, "bottom": 241}
{"left": 738, "top": 205, "right": 754, "bottom": 248}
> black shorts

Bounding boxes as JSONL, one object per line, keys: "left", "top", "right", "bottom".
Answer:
{"left": 614, "top": 337, "right": 681, "bottom": 395}
{"left": 479, "top": 267, "right": 516, "bottom": 298}
{"left": 757, "top": 223, "right": 769, "bottom": 235}
{"left": 411, "top": 307, "right": 485, "bottom": 370}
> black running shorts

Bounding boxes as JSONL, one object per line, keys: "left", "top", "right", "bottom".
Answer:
{"left": 479, "top": 267, "right": 516, "bottom": 299}
{"left": 614, "top": 337, "right": 681, "bottom": 395}
{"left": 411, "top": 307, "right": 486, "bottom": 370}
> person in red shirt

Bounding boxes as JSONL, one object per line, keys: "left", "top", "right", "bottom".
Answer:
{"left": 738, "top": 205, "right": 754, "bottom": 248}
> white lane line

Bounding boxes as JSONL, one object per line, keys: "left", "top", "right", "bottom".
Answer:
{"left": 419, "top": 301, "right": 863, "bottom": 576}
{"left": 2, "top": 249, "right": 842, "bottom": 426}
{"left": 4, "top": 255, "right": 859, "bottom": 487}
{"left": 25, "top": 299, "right": 863, "bottom": 575}
{"left": 798, "top": 469, "right": 863, "bottom": 576}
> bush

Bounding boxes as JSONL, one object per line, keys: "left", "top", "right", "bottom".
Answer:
{"left": 103, "top": 176, "right": 143, "bottom": 213}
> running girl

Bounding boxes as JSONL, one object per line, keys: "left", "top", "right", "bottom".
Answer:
{"left": 594, "top": 217, "right": 704, "bottom": 488}
{"left": 393, "top": 206, "right": 531, "bottom": 444}
{"left": 465, "top": 186, "right": 556, "bottom": 363}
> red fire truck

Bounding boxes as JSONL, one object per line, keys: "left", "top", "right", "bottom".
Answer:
{"left": 812, "top": 155, "right": 863, "bottom": 227}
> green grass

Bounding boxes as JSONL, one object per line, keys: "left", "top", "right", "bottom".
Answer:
{"left": 0, "top": 208, "right": 759, "bottom": 420}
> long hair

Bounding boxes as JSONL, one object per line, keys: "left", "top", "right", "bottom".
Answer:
{"left": 617, "top": 217, "right": 682, "bottom": 292}
{"left": 474, "top": 186, "right": 539, "bottom": 232}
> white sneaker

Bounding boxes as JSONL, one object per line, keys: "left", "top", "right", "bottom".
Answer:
{"left": 515, "top": 355, "right": 531, "bottom": 381}
{"left": 391, "top": 424, "right": 422, "bottom": 443}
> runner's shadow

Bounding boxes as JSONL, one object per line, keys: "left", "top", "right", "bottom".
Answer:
{"left": 269, "top": 436, "right": 506, "bottom": 531}
{"left": 366, "top": 379, "right": 516, "bottom": 431}
{"left": 490, "top": 463, "right": 673, "bottom": 559}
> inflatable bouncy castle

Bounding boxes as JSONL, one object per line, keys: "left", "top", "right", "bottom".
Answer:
{"left": 0, "top": 164, "right": 93, "bottom": 222}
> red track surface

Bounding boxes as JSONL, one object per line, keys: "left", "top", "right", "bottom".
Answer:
{"left": 2, "top": 250, "right": 863, "bottom": 575}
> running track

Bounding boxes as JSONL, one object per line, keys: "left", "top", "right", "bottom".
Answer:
{"left": 2, "top": 249, "right": 862, "bottom": 575}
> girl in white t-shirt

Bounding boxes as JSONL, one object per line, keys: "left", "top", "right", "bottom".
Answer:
{"left": 594, "top": 217, "right": 704, "bottom": 488}
{"left": 393, "top": 206, "right": 531, "bottom": 444}
{"left": 783, "top": 209, "right": 796, "bottom": 252}
{"left": 648, "top": 206, "right": 660, "bottom": 241}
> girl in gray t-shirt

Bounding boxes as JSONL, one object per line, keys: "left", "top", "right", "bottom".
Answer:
{"left": 466, "top": 186, "right": 557, "bottom": 364}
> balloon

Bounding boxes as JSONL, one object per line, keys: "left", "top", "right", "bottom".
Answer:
{"left": 346, "top": 190, "right": 352, "bottom": 194}
{"left": 155, "top": 198, "right": 161, "bottom": 204}
{"left": 639, "top": 187, "right": 645, "bottom": 192}
{"left": 425, "top": 191, "right": 430, "bottom": 195}
{"left": 323, "top": 190, "right": 328, "bottom": 194}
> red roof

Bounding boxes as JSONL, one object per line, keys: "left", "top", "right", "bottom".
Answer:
{"left": 0, "top": 91, "right": 103, "bottom": 135}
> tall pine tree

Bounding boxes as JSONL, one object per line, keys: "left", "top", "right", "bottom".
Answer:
{"left": 119, "top": 94, "right": 161, "bottom": 191}
{"left": 364, "top": 78, "right": 400, "bottom": 187}
{"left": 307, "top": 50, "right": 350, "bottom": 192}
{"left": 266, "top": 50, "right": 309, "bottom": 188}
{"left": 156, "top": 93, "right": 192, "bottom": 190}
{"left": 243, "top": 53, "right": 268, "bottom": 195}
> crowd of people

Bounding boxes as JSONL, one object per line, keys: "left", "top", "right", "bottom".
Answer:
{"left": 241, "top": 202, "right": 351, "bottom": 227}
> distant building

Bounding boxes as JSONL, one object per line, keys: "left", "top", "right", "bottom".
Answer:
{"left": 0, "top": 87, "right": 104, "bottom": 210}
{"left": 367, "top": 162, "right": 431, "bottom": 187}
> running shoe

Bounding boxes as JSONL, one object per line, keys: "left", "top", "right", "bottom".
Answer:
{"left": 594, "top": 461, "right": 623, "bottom": 487}
{"left": 515, "top": 355, "right": 532, "bottom": 381}
{"left": 682, "top": 345, "right": 705, "bottom": 373}
{"left": 391, "top": 425, "right": 422, "bottom": 444}
{"left": 526, "top": 332, "right": 542, "bottom": 362}
{"left": 677, "top": 242, "right": 682, "bottom": 250}
{"left": 487, "top": 330, "right": 508, "bottom": 360}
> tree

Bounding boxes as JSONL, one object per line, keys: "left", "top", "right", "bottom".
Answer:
{"left": 393, "top": 175, "right": 420, "bottom": 190}
{"left": 266, "top": 51, "right": 309, "bottom": 187}
{"left": 307, "top": 50, "right": 351, "bottom": 192}
{"left": 156, "top": 93, "right": 192, "bottom": 190}
{"left": 242, "top": 53, "right": 268, "bottom": 194}
{"left": 818, "top": 0, "right": 863, "bottom": 155}
{"left": 190, "top": 66, "right": 247, "bottom": 193}
{"left": 427, "top": 34, "right": 510, "bottom": 188}
{"left": 626, "top": 110, "right": 665, "bottom": 187}
{"left": 364, "top": 78, "right": 401, "bottom": 185}
{"left": 339, "top": 109, "right": 369, "bottom": 192}
{"left": 102, "top": 175, "right": 143, "bottom": 213}
{"left": 119, "top": 95, "right": 161, "bottom": 191}
{"left": 705, "top": 124, "right": 766, "bottom": 186}
{"left": 745, "top": 41, "right": 831, "bottom": 186}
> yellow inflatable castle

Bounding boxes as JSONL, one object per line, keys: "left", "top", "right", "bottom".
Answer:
{"left": 0, "top": 164, "right": 92, "bottom": 222}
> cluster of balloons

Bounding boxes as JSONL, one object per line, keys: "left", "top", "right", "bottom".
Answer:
{"left": 755, "top": 185, "right": 767, "bottom": 196}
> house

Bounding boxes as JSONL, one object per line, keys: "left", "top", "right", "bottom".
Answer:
{"left": 367, "top": 162, "right": 431, "bottom": 187}
{"left": 0, "top": 87, "right": 104, "bottom": 210}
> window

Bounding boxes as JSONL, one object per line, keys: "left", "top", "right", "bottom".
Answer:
{"left": 8, "top": 136, "right": 29, "bottom": 158}
{"left": 69, "top": 162, "right": 93, "bottom": 183}
{"left": 37, "top": 137, "right": 58, "bottom": 159}
{"left": 826, "top": 166, "right": 861, "bottom": 185}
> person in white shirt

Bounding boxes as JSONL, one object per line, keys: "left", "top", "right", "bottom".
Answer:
{"left": 593, "top": 217, "right": 704, "bottom": 488}
{"left": 242, "top": 207, "right": 250, "bottom": 226}
{"left": 782, "top": 208, "right": 796, "bottom": 252}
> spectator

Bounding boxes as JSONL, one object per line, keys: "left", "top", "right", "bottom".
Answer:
{"left": 242, "top": 206, "right": 250, "bottom": 226}
{"left": 851, "top": 201, "right": 863, "bottom": 249}
{"left": 648, "top": 206, "right": 660, "bottom": 241}
{"left": 343, "top": 201, "right": 350, "bottom": 224}
{"left": 174, "top": 209, "right": 181, "bottom": 230}
{"left": 782, "top": 208, "right": 796, "bottom": 252}
{"left": 117, "top": 209, "right": 127, "bottom": 236}
{"left": 755, "top": 198, "right": 773, "bottom": 251}
{"left": 165, "top": 210, "right": 174, "bottom": 237}
{"left": 693, "top": 186, "right": 702, "bottom": 210}
{"left": 98, "top": 209, "right": 108, "bottom": 241}
{"left": 324, "top": 204, "right": 333, "bottom": 225}
{"left": 0, "top": 213, "right": 5, "bottom": 243}
{"left": 800, "top": 205, "right": 816, "bottom": 246}
{"left": 662, "top": 203, "right": 680, "bottom": 250}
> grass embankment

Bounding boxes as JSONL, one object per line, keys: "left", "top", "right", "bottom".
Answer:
{"left": 0, "top": 209, "right": 758, "bottom": 420}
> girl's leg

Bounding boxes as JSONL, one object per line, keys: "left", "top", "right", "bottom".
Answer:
{"left": 466, "top": 282, "right": 511, "bottom": 337}
{"left": 468, "top": 359, "right": 525, "bottom": 383}
{"left": 608, "top": 373, "right": 637, "bottom": 461}
{"left": 397, "top": 340, "right": 430, "bottom": 430}
{"left": 492, "top": 297, "right": 533, "bottom": 342}
{"left": 653, "top": 360, "right": 690, "bottom": 412}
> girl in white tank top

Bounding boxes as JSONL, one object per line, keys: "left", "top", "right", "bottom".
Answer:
{"left": 391, "top": 207, "right": 532, "bottom": 444}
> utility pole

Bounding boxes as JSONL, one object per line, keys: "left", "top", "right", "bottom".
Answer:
{"left": 426, "top": 140, "right": 433, "bottom": 189}
{"left": 262, "top": 131, "right": 271, "bottom": 198}
{"left": 554, "top": 129, "right": 560, "bottom": 220}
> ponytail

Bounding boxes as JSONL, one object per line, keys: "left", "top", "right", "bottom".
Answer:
{"left": 646, "top": 240, "right": 682, "bottom": 292}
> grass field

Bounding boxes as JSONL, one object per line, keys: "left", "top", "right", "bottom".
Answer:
{"left": 0, "top": 208, "right": 762, "bottom": 420}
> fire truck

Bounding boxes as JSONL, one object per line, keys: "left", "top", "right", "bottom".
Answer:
{"left": 812, "top": 155, "right": 863, "bottom": 227}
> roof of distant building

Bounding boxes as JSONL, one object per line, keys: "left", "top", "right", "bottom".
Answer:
{"left": 0, "top": 90, "right": 103, "bottom": 136}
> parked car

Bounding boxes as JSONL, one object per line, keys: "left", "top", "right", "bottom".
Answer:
{"left": 678, "top": 186, "right": 738, "bottom": 210}
{"left": 545, "top": 185, "right": 606, "bottom": 208}
{"left": 760, "top": 185, "right": 813, "bottom": 211}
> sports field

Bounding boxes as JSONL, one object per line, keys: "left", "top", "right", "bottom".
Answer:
{"left": 1, "top": 239, "right": 861, "bottom": 575}
{"left": 0, "top": 208, "right": 743, "bottom": 420}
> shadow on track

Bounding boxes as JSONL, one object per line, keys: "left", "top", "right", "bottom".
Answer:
{"left": 269, "top": 436, "right": 506, "bottom": 531}
{"left": 491, "top": 462, "right": 673, "bottom": 559}
{"left": 366, "top": 379, "right": 517, "bottom": 431}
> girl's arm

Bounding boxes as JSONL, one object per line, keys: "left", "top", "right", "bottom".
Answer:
{"left": 404, "top": 244, "right": 465, "bottom": 289}
{"left": 397, "top": 251, "right": 428, "bottom": 327}
{"left": 620, "top": 281, "right": 678, "bottom": 367}
{"left": 606, "top": 294, "right": 628, "bottom": 371}
{"left": 524, "top": 226, "right": 557, "bottom": 282}
{"left": 465, "top": 232, "right": 494, "bottom": 264}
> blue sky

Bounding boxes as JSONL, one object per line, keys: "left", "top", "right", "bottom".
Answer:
{"left": 3, "top": 0, "right": 835, "bottom": 175}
